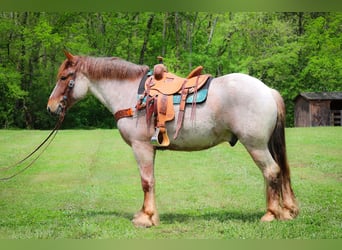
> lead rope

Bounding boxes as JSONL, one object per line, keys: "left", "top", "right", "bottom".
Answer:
{"left": 0, "top": 112, "right": 65, "bottom": 181}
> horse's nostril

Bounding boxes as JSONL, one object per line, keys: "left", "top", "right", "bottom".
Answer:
{"left": 56, "top": 104, "right": 64, "bottom": 115}
{"left": 47, "top": 106, "right": 51, "bottom": 113}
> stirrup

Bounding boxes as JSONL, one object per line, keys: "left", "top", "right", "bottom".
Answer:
{"left": 151, "top": 127, "right": 170, "bottom": 147}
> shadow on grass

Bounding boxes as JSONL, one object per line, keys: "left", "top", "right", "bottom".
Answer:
{"left": 68, "top": 209, "right": 263, "bottom": 224}
{"left": 69, "top": 209, "right": 133, "bottom": 220}
{"left": 160, "top": 210, "right": 264, "bottom": 224}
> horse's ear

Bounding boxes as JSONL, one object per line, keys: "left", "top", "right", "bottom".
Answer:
{"left": 63, "top": 50, "right": 74, "bottom": 61}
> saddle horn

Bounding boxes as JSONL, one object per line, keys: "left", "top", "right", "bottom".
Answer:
{"left": 157, "top": 56, "right": 164, "bottom": 64}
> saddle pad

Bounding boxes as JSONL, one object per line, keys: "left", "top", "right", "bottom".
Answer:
{"left": 174, "top": 76, "right": 212, "bottom": 104}
{"left": 173, "top": 88, "right": 208, "bottom": 104}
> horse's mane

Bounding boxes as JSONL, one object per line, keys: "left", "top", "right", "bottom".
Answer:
{"left": 65, "top": 56, "right": 149, "bottom": 81}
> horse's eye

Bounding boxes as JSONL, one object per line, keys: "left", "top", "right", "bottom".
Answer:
{"left": 60, "top": 72, "right": 74, "bottom": 81}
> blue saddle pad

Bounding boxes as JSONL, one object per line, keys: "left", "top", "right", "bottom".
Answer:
{"left": 173, "top": 88, "right": 208, "bottom": 104}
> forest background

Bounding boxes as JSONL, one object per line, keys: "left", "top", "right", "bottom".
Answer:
{"left": 0, "top": 12, "right": 341, "bottom": 129}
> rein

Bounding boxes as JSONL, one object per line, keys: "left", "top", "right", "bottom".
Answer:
{"left": 0, "top": 75, "right": 74, "bottom": 181}
{"left": 0, "top": 114, "right": 64, "bottom": 181}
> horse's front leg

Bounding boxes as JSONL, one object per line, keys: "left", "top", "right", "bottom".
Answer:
{"left": 131, "top": 141, "right": 159, "bottom": 227}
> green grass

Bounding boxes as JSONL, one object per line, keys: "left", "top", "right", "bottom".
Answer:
{"left": 0, "top": 127, "right": 341, "bottom": 239}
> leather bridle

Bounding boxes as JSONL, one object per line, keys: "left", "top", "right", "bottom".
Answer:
{"left": 57, "top": 71, "right": 76, "bottom": 116}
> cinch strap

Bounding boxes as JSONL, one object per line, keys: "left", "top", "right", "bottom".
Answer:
{"left": 114, "top": 108, "right": 134, "bottom": 121}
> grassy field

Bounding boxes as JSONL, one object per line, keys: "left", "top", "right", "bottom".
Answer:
{"left": 0, "top": 127, "right": 341, "bottom": 239}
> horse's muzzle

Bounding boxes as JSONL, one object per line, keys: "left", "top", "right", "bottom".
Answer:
{"left": 47, "top": 102, "right": 64, "bottom": 116}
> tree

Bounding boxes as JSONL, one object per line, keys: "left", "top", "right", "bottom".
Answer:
{"left": 299, "top": 13, "right": 342, "bottom": 92}
{"left": 0, "top": 12, "right": 341, "bottom": 128}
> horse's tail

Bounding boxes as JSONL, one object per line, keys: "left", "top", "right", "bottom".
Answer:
{"left": 269, "top": 89, "right": 299, "bottom": 218}
{"left": 268, "top": 89, "right": 291, "bottom": 181}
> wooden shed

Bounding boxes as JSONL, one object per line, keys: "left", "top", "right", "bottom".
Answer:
{"left": 294, "top": 92, "right": 342, "bottom": 127}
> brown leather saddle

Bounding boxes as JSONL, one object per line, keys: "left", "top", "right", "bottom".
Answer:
{"left": 142, "top": 64, "right": 211, "bottom": 147}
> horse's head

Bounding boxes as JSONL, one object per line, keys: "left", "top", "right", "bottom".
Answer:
{"left": 47, "top": 50, "right": 89, "bottom": 116}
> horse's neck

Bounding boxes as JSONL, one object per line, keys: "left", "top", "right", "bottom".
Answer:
{"left": 88, "top": 79, "right": 139, "bottom": 114}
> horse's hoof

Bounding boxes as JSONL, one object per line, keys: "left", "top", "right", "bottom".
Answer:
{"left": 261, "top": 211, "right": 276, "bottom": 222}
{"left": 281, "top": 207, "right": 299, "bottom": 220}
{"left": 132, "top": 211, "right": 159, "bottom": 228}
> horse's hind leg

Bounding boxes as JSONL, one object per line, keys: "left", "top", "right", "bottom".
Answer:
{"left": 246, "top": 146, "right": 285, "bottom": 221}
{"left": 131, "top": 141, "right": 159, "bottom": 227}
{"left": 281, "top": 173, "right": 299, "bottom": 220}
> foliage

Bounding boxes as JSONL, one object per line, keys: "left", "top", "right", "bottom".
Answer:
{"left": 0, "top": 12, "right": 341, "bottom": 128}
{"left": 0, "top": 66, "right": 27, "bottom": 127}
{"left": 0, "top": 127, "right": 341, "bottom": 238}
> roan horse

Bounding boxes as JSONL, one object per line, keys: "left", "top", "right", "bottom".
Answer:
{"left": 47, "top": 51, "right": 299, "bottom": 227}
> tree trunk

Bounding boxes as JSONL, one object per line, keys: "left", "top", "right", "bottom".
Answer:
{"left": 162, "top": 12, "right": 168, "bottom": 56}
{"left": 207, "top": 15, "right": 218, "bottom": 47}
{"left": 139, "top": 14, "right": 154, "bottom": 64}
{"left": 298, "top": 12, "right": 304, "bottom": 35}
{"left": 174, "top": 12, "right": 180, "bottom": 60}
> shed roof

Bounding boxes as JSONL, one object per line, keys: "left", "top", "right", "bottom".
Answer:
{"left": 295, "top": 92, "right": 342, "bottom": 101}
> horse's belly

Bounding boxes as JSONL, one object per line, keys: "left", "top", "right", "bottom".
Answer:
{"left": 164, "top": 117, "right": 232, "bottom": 151}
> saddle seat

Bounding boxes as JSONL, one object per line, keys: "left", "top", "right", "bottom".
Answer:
{"left": 144, "top": 64, "right": 211, "bottom": 147}
{"left": 148, "top": 64, "right": 208, "bottom": 95}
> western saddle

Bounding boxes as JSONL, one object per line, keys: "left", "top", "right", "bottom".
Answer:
{"left": 114, "top": 58, "right": 212, "bottom": 147}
